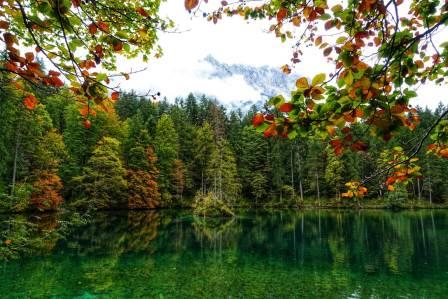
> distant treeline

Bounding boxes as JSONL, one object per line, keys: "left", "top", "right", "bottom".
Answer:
{"left": 1, "top": 86, "right": 448, "bottom": 211}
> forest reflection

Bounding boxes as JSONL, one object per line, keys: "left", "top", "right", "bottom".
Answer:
{"left": 1, "top": 210, "right": 447, "bottom": 298}
{"left": 16, "top": 210, "right": 446, "bottom": 271}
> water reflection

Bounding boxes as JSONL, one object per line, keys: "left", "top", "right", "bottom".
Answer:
{"left": 1, "top": 209, "right": 447, "bottom": 298}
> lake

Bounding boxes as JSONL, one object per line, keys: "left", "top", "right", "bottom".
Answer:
{"left": 1, "top": 210, "right": 447, "bottom": 298}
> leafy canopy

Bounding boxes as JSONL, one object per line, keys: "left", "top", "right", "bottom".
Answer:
{"left": 0, "top": 0, "right": 170, "bottom": 124}
{"left": 186, "top": 0, "right": 448, "bottom": 197}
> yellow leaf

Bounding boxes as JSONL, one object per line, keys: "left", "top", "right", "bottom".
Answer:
{"left": 296, "top": 77, "right": 309, "bottom": 90}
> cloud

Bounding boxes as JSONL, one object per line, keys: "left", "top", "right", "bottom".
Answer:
{"left": 113, "top": 0, "right": 447, "bottom": 110}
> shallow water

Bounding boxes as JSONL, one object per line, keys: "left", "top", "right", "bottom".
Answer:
{"left": 1, "top": 209, "right": 447, "bottom": 298}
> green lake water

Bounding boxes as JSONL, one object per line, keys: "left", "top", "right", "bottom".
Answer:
{"left": 1, "top": 209, "right": 447, "bottom": 298}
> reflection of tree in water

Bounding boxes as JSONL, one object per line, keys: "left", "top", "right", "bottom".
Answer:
{"left": 65, "top": 211, "right": 160, "bottom": 256}
{"left": 193, "top": 216, "right": 241, "bottom": 247}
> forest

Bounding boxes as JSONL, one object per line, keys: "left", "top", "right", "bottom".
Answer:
{"left": 1, "top": 1, "right": 448, "bottom": 296}
{"left": 1, "top": 83, "right": 447, "bottom": 213}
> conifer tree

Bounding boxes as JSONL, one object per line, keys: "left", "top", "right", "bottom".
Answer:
{"left": 154, "top": 114, "right": 179, "bottom": 200}
{"left": 72, "top": 137, "right": 127, "bottom": 209}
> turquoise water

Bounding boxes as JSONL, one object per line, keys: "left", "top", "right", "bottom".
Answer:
{"left": 1, "top": 210, "right": 447, "bottom": 298}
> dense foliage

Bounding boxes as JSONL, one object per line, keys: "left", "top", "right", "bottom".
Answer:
{"left": 1, "top": 85, "right": 448, "bottom": 212}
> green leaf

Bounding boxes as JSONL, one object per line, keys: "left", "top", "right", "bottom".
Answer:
{"left": 312, "top": 73, "right": 326, "bottom": 86}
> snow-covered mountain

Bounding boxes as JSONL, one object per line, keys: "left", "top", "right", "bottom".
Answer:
{"left": 202, "top": 55, "right": 296, "bottom": 110}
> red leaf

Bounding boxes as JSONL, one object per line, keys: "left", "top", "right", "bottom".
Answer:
{"left": 113, "top": 42, "right": 123, "bottom": 52}
{"left": 72, "top": 0, "right": 81, "bottom": 7}
{"left": 97, "top": 21, "right": 110, "bottom": 33}
{"left": 136, "top": 7, "right": 149, "bottom": 17}
{"left": 252, "top": 113, "right": 265, "bottom": 127}
{"left": 49, "top": 76, "right": 64, "bottom": 87}
{"left": 48, "top": 70, "right": 61, "bottom": 77}
{"left": 84, "top": 119, "right": 91, "bottom": 129}
{"left": 88, "top": 23, "right": 97, "bottom": 35}
{"left": 111, "top": 91, "right": 120, "bottom": 101}
{"left": 351, "top": 140, "right": 368, "bottom": 151}
{"left": 276, "top": 7, "right": 288, "bottom": 22}
{"left": 279, "top": 103, "right": 293, "bottom": 113}
{"left": 23, "top": 95, "right": 38, "bottom": 110}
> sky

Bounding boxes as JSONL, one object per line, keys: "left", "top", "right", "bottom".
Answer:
{"left": 116, "top": 0, "right": 447, "bottom": 110}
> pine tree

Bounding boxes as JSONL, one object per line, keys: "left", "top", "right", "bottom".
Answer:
{"left": 325, "top": 146, "right": 344, "bottom": 199}
{"left": 205, "top": 141, "right": 241, "bottom": 203}
{"left": 72, "top": 137, "right": 127, "bottom": 209}
{"left": 192, "top": 122, "right": 216, "bottom": 193}
{"left": 154, "top": 114, "right": 179, "bottom": 199}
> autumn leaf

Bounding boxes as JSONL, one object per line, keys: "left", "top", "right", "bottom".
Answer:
{"left": 0, "top": 20, "right": 9, "bottom": 30}
{"left": 136, "top": 7, "right": 149, "bottom": 17}
{"left": 23, "top": 95, "right": 38, "bottom": 110}
{"left": 4, "top": 239, "right": 12, "bottom": 245}
{"left": 49, "top": 76, "right": 64, "bottom": 87}
{"left": 323, "top": 47, "right": 333, "bottom": 56}
{"left": 252, "top": 113, "right": 264, "bottom": 127}
{"left": 84, "top": 119, "right": 92, "bottom": 129}
{"left": 281, "top": 64, "right": 291, "bottom": 74}
{"left": 97, "top": 21, "right": 110, "bottom": 33}
{"left": 185, "top": 0, "right": 199, "bottom": 11}
{"left": 279, "top": 103, "right": 293, "bottom": 113}
{"left": 88, "top": 23, "right": 97, "bottom": 35}
{"left": 113, "top": 42, "right": 123, "bottom": 52}
{"left": 276, "top": 8, "right": 288, "bottom": 22}
{"left": 111, "top": 91, "right": 120, "bottom": 101}
{"left": 296, "top": 77, "right": 309, "bottom": 90}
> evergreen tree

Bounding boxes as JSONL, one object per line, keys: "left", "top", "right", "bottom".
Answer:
{"left": 71, "top": 137, "right": 127, "bottom": 209}
{"left": 325, "top": 146, "right": 344, "bottom": 199}
{"left": 154, "top": 114, "right": 179, "bottom": 200}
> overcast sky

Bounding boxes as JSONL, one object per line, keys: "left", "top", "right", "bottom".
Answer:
{"left": 116, "top": 0, "right": 447, "bottom": 110}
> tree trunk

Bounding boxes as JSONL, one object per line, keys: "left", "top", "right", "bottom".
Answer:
{"left": 10, "top": 132, "right": 20, "bottom": 196}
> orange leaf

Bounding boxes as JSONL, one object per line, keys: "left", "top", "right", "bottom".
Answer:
{"left": 111, "top": 91, "right": 120, "bottom": 101}
{"left": 84, "top": 119, "right": 91, "bottom": 129}
{"left": 252, "top": 113, "right": 264, "bottom": 127}
{"left": 281, "top": 64, "right": 291, "bottom": 74}
{"left": 185, "top": 0, "right": 199, "bottom": 10}
{"left": 276, "top": 7, "right": 288, "bottom": 22}
{"left": 296, "top": 77, "right": 309, "bottom": 90}
{"left": 4, "top": 239, "right": 12, "bottom": 245}
{"left": 23, "top": 95, "right": 38, "bottom": 110}
{"left": 279, "top": 103, "right": 293, "bottom": 113}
